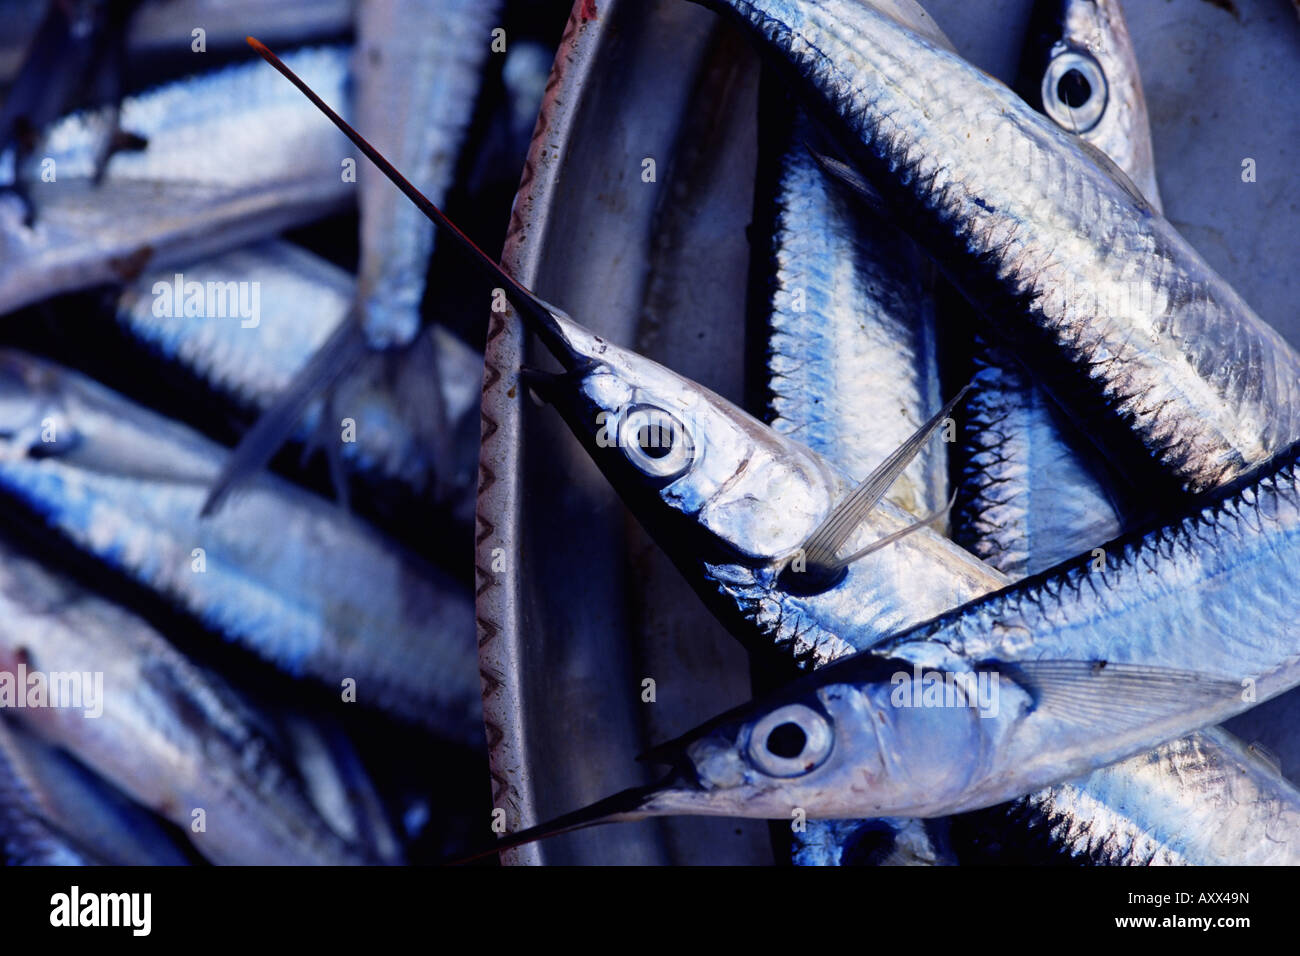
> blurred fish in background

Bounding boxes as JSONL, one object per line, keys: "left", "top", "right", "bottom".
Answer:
{"left": 0, "top": 0, "right": 573, "bottom": 865}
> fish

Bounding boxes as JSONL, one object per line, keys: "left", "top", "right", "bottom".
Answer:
{"left": 692, "top": 0, "right": 1300, "bottom": 500}
{"left": 953, "top": 0, "right": 1161, "bottom": 580}
{"left": 0, "top": 713, "right": 192, "bottom": 865}
{"left": 750, "top": 72, "right": 950, "bottom": 863}
{"left": 0, "top": 541, "right": 373, "bottom": 865}
{"left": 478, "top": 436, "right": 1300, "bottom": 847}
{"left": 0, "top": 45, "right": 354, "bottom": 316}
{"left": 0, "top": 350, "right": 482, "bottom": 743}
{"left": 754, "top": 102, "right": 945, "bottom": 517}
{"left": 116, "top": 240, "right": 482, "bottom": 501}
{"left": 956, "top": 726, "right": 1300, "bottom": 865}
{"left": 242, "top": 33, "right": 1012, "bottom": 674}
{"left": 202, "top": 0, "right": 500, "bottom": 514}
{"left": 950, "top": 0, "right": 1300, "bottom": 865}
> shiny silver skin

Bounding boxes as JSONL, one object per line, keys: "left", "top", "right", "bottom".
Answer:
{"left": 0, "top": 545, "right": 369, "bottom": 865}
{"left": 0, "top": 715, "right": 191, "bottom": 865}
{"left": 0, "top": 46, "right": 353, "bottom": 316}
{"left": 116, "top": 240, "right": 482, "bottom": 495}
{"left": 759, "top": 108, "right": 945, "bottom": 516}
{"left": 354, "top": 0, "right": 499, "bottom": 349}
{"left": 954, "top": 348, "right": 1122, "bottom": 578}
{"left": 602, "top": 439, "right": 1300, "bottom": 823}
{"left": 755, "top": 88, "right": 950, "bottom": 862}
{"left": 0, "top": 352, "right": 481, "bottom": 742}
{"left": 696, "top": 0, "right": 1300, "bottom": 497}
{"left": 1003, "top": 726, "right": 1300, "bottom": 865}
{"left": 956, "top": 0, "right": 1156, "bottom": 581}
{"left": 957, "top": 0, "right": 1300, "bottom": 865}
{"left": 526, "top": 307, "right": 1008, "bottom": 670}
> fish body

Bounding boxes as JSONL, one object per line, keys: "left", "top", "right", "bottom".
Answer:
{"left": 752, "top": 81, "right": 949, "bottom": 864}
{"left": 116, "top": 240, "right": 482, "bottom": 496}
{"left": 983, "top": 726, "right": 1300, "bottom": 865}
{"left": 522, "top": 307, "right": 1008, "bottom": 670}
{"left": 952, "top": 0, "right": 1300, "bottom": 865}
{"left": 757, "top": 105, "right": 945, "bottom": 516}
{"left": 0, "top": 351, "right": 481, "bottom": 742}
{"left": 200, "top": 4, "right": 500, "bottom": 511}
{"left": 355, "top": 0, "right": 500, "bottom": 349}
{"left": 571, "top": 439, "right": 1300, "bottom": 828}
{"left": 0, "top": 715, "right": 192, "bottom": 865}
{"left": 0, "top": 45, "right": 354, "bottom": 316}
{"left": 0, "top": 545, "right": 370, "bottom": 864}
{"left": 695, "top": 0, "right": 1300, "bottom": 498}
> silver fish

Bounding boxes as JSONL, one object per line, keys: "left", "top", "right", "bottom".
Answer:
{"left": 954, "top": 0, "right": 1160, "bottom": 579}
{"left": 246, "top": 31, "right": 1011, "bottom": 673}
{"left": 0, "top": 45, "right": 354, "bottom": 316}
{"left": 757, "top": 106, "right": 945, "bottom": 516}
{"left": 353, "top": 0, "right": 499, "bottom": 350}
{"left": 954, "top": 0, "right": 1300, "bottom": 866}
{"left": 695, "top": 0, "right": 1300, "bottom": 498}
{"left": 116, "top": 240, "right": 482, "bottom": 497}
{"left": 983, "top": 726, "right": 1300, "bottom": 865}
{"left": 202, "top": 3, "right": 499, "bottom": 512}
{"left": 0, "top": 714, "right": 191, "bottom": 865}
{"left": 0, "top": 351, "right": 482, "bottom": 742}
{"left": 0, "top": 544, "right": 371, "bottom": 865}
{"left": 488, "top": 439, "right": 1300, "bottom": 843}
{"left": 754, "top": 80, "right": 950, "bottom": 864}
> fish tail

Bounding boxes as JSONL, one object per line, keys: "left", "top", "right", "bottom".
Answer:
{"left": 200, "top": 312, "right": 370, "bottom": 517}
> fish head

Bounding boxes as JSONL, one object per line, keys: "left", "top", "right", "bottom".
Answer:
{"left": 522, "top": 306, "right": 836, "bottom": 566}
{"left": 1018, "top": 0, "right": 1161, "bottom": 208}
{"left": 467, "top": 653, "right": 999, "bottom": 857}
{"left": 635, "top": 653, "right": 993, "bottom": 820}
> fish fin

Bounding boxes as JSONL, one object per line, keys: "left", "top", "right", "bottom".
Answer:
{"left": 997, "top": 660, "right": 1241, "bottom": 730}
{"left": 794, "top": 385, "right": 970, "bottom": 579}
{"left": 808, "top": 148, "right": 888, "bottom": 217}
{"left": 833, "top": 490, "right": 957, "bottom": 567}
{"left": 305, "top": 384, "right": 351, "bottom": 512}
{"left": 1073, "top": 138, "right": 1153, "bottom": 213}
{"left": 200, "top": 313, "right": 368, "bottom": 517}
{"left": 1245, "top": 741, "right": 1283, "bottom": 777}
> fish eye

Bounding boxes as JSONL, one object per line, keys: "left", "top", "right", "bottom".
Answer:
{"left": 1041, "top": 50, "right": 1106, "bottom": 133}
{"left": 618, "top": 404, "right": 695, "bottom": 479}
{"left": 747, "top": 703, "right": 833, "bottom": 777}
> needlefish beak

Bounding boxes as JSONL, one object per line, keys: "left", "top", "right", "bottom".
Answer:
{"left": 445, "top": 764, "right": 724, "bottom": 864}
{"left": 244, "top": 36, "right": 592, "bottom": 373}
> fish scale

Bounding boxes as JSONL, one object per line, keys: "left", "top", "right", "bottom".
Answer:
{"left": 695, "top": 0, "right": 1300, "bottom": 499}
{"left": 751, "top": 80, "right": 949, "bottom": 863}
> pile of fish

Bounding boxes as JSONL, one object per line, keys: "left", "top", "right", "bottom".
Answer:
{"left": 2, "top": 0, "right": 1298, "bottom": 867}
{"left": 0, "top": 0, "right": 567, "bottom": 866}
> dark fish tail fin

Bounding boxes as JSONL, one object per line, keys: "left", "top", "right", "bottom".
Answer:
{"left": 201, "top": 313, "right": 369, "bottom": 517}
